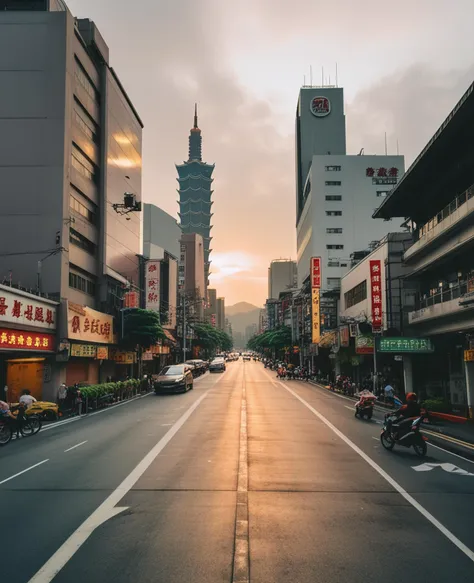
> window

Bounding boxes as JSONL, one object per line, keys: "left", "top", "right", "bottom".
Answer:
{"left": 71, "top": 144, "right": 96, "bottom": 182}
{"left": 344, "top": 280, "right": 368, "bottom": 309}
{"left": 325, "top": 195, "right": 342, "bottom": 201}
{"left": 325, "top": 181, "right": 341, "bottom": 186}
{"left": 73, "top": 101, "right": 98, "bottom": 143}
{"left": 341, "top": 263, "right": 348, "bottom": 267}
{"left": 325, "top": 165, "right": 341, "bottom": 171}
{"left": 328, "top": 261, "right": 340, "bottom": 267}
{"left": 69, "top": 228, "right": 97, "bottom": 255}
{"left": 326, "top": 228, "right": 343, "bottom": 234}
{"left": 69, "top": 266, "right": 96, "bottom": 296}
{"left": 74, "top": 58, "right": 98, "bottom": 101}
{"left": 326, "top": 211, "right": 342, "bottom": 216}
{"left": 70, "top": 190, "right": 97, "bottom": 225}
{"left": 376, "top": 191, "right": 390, "bottom": 197}
{"left": 327, "top": 277, "right": 341, "bottom": 289}
{"left": 327, "top": 244, "right": 344, "bottom": 250}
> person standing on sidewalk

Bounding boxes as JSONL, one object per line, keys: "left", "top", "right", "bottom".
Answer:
{"left": 57, "top": 383, "right": 67, "bottom": 411}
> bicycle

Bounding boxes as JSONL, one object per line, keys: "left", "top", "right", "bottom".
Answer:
{"left": 11, "top": 404, "right": 42, "bottom": 437}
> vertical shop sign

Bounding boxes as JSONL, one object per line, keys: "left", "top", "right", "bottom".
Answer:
{"left": 311, "top": 257, "right": 322, "bottom": 344}
{"left": 146, "top": 260, "right": 161, "bottom": 313}
{"left": 369, "top": 260, "right": 383, "bottom": 331}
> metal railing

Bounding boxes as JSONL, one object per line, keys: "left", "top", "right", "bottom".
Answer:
{"left": 419, "top": 280, "right": 468, "bottom": 309}
{"left": 417, "top": 185, "right": 474, "bottom": 240}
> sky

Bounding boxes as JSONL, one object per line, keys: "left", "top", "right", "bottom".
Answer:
{"left": 68, "top": 0, "right": 474, "bottom": 307}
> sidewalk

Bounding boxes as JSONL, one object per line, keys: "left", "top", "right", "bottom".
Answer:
{"left": 309, "top": 380, "right": 474, "bottom": 460}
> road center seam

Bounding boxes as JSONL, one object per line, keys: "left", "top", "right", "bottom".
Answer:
{"left": 232, "top": 365, "right": 250, "bottom": 583}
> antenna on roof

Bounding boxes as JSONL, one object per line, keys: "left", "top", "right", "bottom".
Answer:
{"left": 321, "top": 67, "right": 324, "bottom": 87}
{"left": 303, "top": 74, "right": 306, "bottom": 86}
{"left": 396, "top": 139, "right": 399, "bottom": 155}
{"left": 335, "top": 63, "right": 338, "bottom": 87}
{"left": 310, "top": 65, "right": 313, "bottom": 87}
{"left": 384, "top": 132, "right": 388, "bottom": 155}
{"left": 329, "top": 75, "right": 331, "bottom": 86}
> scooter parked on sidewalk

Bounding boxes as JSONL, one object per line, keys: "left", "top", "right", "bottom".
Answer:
{"left": 380, "top": 413, "right": 428, "bottom": 457}
{"left": 354, "top": 390, "right": 376, "bottom": 420}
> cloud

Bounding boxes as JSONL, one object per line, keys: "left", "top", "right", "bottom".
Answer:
{"left": 346, "top": 63, "right": 474, "bottom": 164}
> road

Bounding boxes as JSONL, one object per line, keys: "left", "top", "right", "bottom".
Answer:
{"left": 1, "top": 360, "right": 474, "bottom": 582}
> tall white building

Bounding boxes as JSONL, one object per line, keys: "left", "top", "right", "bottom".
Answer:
{"left": 268, "top": 259, "right": 297, "bottom": 299}
{"left": 295, "top": 87, "right": 405, "bottom": 289}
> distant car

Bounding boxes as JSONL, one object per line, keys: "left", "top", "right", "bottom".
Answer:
{"left": 209, "top": 358, "right": 226, "bottom": 373}
{"left": 154, "top": 364, "right": 194, "bottom": 393}
{"left": 185, "top": 360, "right": 207, "bottom": 377}
{"left": 243, "top": 354, "right": 251, "bottom": 361}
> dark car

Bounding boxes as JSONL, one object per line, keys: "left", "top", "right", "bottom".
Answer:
{"left": 185, "top": 359, "right": 207, "bottom": 377}
{"left": 209, "top": 358, "right": 226, "bottom": 373}
{"left": 154, "top": 364, "right": 194, "bottom": 393}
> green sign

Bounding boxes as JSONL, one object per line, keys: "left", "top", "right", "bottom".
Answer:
{"left": 377, "top": 337, "right": 434, "bottom": 353}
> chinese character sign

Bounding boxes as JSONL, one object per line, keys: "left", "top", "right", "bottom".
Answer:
{"left": 0, "top": 328, "right": 54, "bottom": 351}
{"left": 310, "top": 257, "right": 322, "bottom": 289}
{"left": 0, "top": 287, "right": 57, "bottom": 330}
{"left": 146, "top": 260, "right": 161, "bottom": 313}
{"left": 378, "top": 337, "right": 434, "bottom": 354}
{"left": 312, "top": 288, "right": 321, "bottom": 344}
{"left": 369, "top": 260, "right": 383, "bottom": 331}
{"left": 67, "top": 302, "right": 114, "bottom": 344}
{"left": 123, "top": 291, "right": 139, "bottom": 309}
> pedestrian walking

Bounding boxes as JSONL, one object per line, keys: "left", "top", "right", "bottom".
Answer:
{"left": 57, "top": 382, "right": 67, "bottom": 411}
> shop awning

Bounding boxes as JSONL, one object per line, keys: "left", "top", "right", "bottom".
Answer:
{"left": 163, "top": 329, "right": 177, "bottom": 344}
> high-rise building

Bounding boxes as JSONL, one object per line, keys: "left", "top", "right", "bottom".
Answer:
{"left": 0, "top": 2, "right": 143, "bottom": 390}
{"left": 205, "top": 288, "right": 218, "bottom": 326}
{"left": 177, "top": 105, "right": 214, "bottom": 285}
{"left": 143, "top": 204, "right": 181, "bottom": 330}
{"left": 216, "top": 297, "right": 225, "bottom": 331}
{"left": 268, "top": 259, "right": 297, "bottom": 299}
{"left": 295, "top": 86, "right": 405, "bottom": 289}
{"left": 180, "top": 233, "right": 205, "bottom": 321}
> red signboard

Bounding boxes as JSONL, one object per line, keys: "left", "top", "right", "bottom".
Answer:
{"left": 0, "top": 328, "right": 55, "bottom": 351}
{"left": 123, "top": 291, "right": 139, "bottom": 309}
{"left": 310, "top": 257, "right": 322, "bottom": 289}
{"left": 369, "top": 260, "right": 383, "bottom": 331}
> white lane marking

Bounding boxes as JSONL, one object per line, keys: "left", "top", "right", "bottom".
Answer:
{"left": 412, "top": 462, "right": 474, "bottom": 476}
{"left": 233, "top": 363, "right": 249, "bottom": 583}
{"left": 372, "top": 437, "right": 379, "bottom": 441}
{"left": 0, "top": 459, "right": 49, "bottom": 486}
{"left": 272, "top": 376, "right": 474, "bottom": 564}
{"left": 42, "top": 417, "right": 82, "bottom": 432}
{"left": 427, "top": 441, "right": 474, "bottom": 465}
{"left": 344, "top": 405, "right": 354, "bottom": 411}
{"left": 64, "top": 440, "right": 88, "bottom": 453}
{"left": 27, "top": 373, "right": 229, "bottom": 583}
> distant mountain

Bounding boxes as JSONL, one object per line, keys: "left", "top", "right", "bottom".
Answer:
{"left": 226, "top": 302, "right": 262, "bottom": 336}
{"left": 226, "top": 302, "right": 261, "bottom": 316}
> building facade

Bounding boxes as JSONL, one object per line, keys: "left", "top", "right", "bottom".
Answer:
{"left": 268, "top": 260, "right": 297, "bottom": 299}
{"left": 295, "top": 86, "right": 404, "bottom": 289}
{"left": 180, "top": 233, "right": 206, "bottom": 322}
{"left": 177, "top": 106, "right": 214, "bottom": 285}
{"left": 217, "top": 298, "right": 225, "bottom": 331}
{"left": 0, "top": 3, "right": 143, "bottom": 393}
{"left": 205, "top": 288, "right": 218, "bottom": 327}
{"left": 374, "top": 80, "right": 474, "bottom": 418}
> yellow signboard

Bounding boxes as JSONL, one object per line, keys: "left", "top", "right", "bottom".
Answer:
{"left": 67, "top": 302, "right": 114, "bottom": 345}
{"left": 312, "top": 288, "right": 321, "bottom": 344}
{"left": 109, "top": 349, "right": 136, "bottom": 364}
{"left": 464, "top": 350, "right": 474, "bottom": 362}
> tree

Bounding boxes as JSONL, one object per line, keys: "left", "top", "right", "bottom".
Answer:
{"left": 123, "top": 309, "right": 166, "bottom": 350}
{"left": 192, "top": 323, "right": 233, "bottom": 357}
{"left": 247, "top": 326, "right": 291, "bottom": 354}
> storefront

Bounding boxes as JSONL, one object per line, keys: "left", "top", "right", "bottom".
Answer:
{"left": 0, "top": 285, "right": 58, "bottom": 402}
{"left": 63, "top": 302, "right": 116, "bottom": 385}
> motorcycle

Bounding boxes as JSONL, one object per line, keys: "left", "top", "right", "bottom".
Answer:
{"left": 354, "top": 391, "right": 376, "bottom": 420}
{"left": 380, "top": 413, "right": 428, "bottom": 457}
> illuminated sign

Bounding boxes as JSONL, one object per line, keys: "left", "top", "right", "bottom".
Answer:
{"left": 369, "top": 260, "right": 383, "bottom": 331}
{"left": 96, "top": 346, "right": 109, "bottom": 360}
{"left": 310, "top": 257, "right": 322, "bottom": 289}
{"left": 366, "top": 167, "right": 399, "bottom": 186}
{"left": 339, "top": 326, "right": 350, "bottom": 347}
{"left": 378, "top": 337, "right": 434, "bottom": 354}
{"left": 0, "top": 286, "right": 56, "bottom": 330}
{"left": 123, "top": 291, "right": 139, "bottom": 309}
{"left": 356, "top": 335, "right": 374, "bottom": 354}
{"left": 312, "top": 288, "right": 321, "bottom": 344}
{"left": 0, "top": 328, "right": 54, "bottom": 351}
{"left": 145, "top": 260, "right": 161, "bottom": 312}
{"left": 310, "top": 96, "right": 331, "bottom": 117}
{"left": 109, "top": 349, "right": 136, "bottom": 364}
{"left": 68, "top": 303, "right": 114, "bottom": 344}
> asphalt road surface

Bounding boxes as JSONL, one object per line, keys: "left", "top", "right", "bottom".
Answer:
{"left": 1, "top": 360, "right": 474, "bottom": 582}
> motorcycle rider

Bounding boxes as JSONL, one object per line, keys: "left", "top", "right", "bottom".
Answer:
{"left": 387, "top": 392, "right": 422, "bottom": 439}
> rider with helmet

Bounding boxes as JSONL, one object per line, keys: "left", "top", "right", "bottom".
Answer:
{"left": 387, "top": 392, "right": 422, "bottom": 439}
